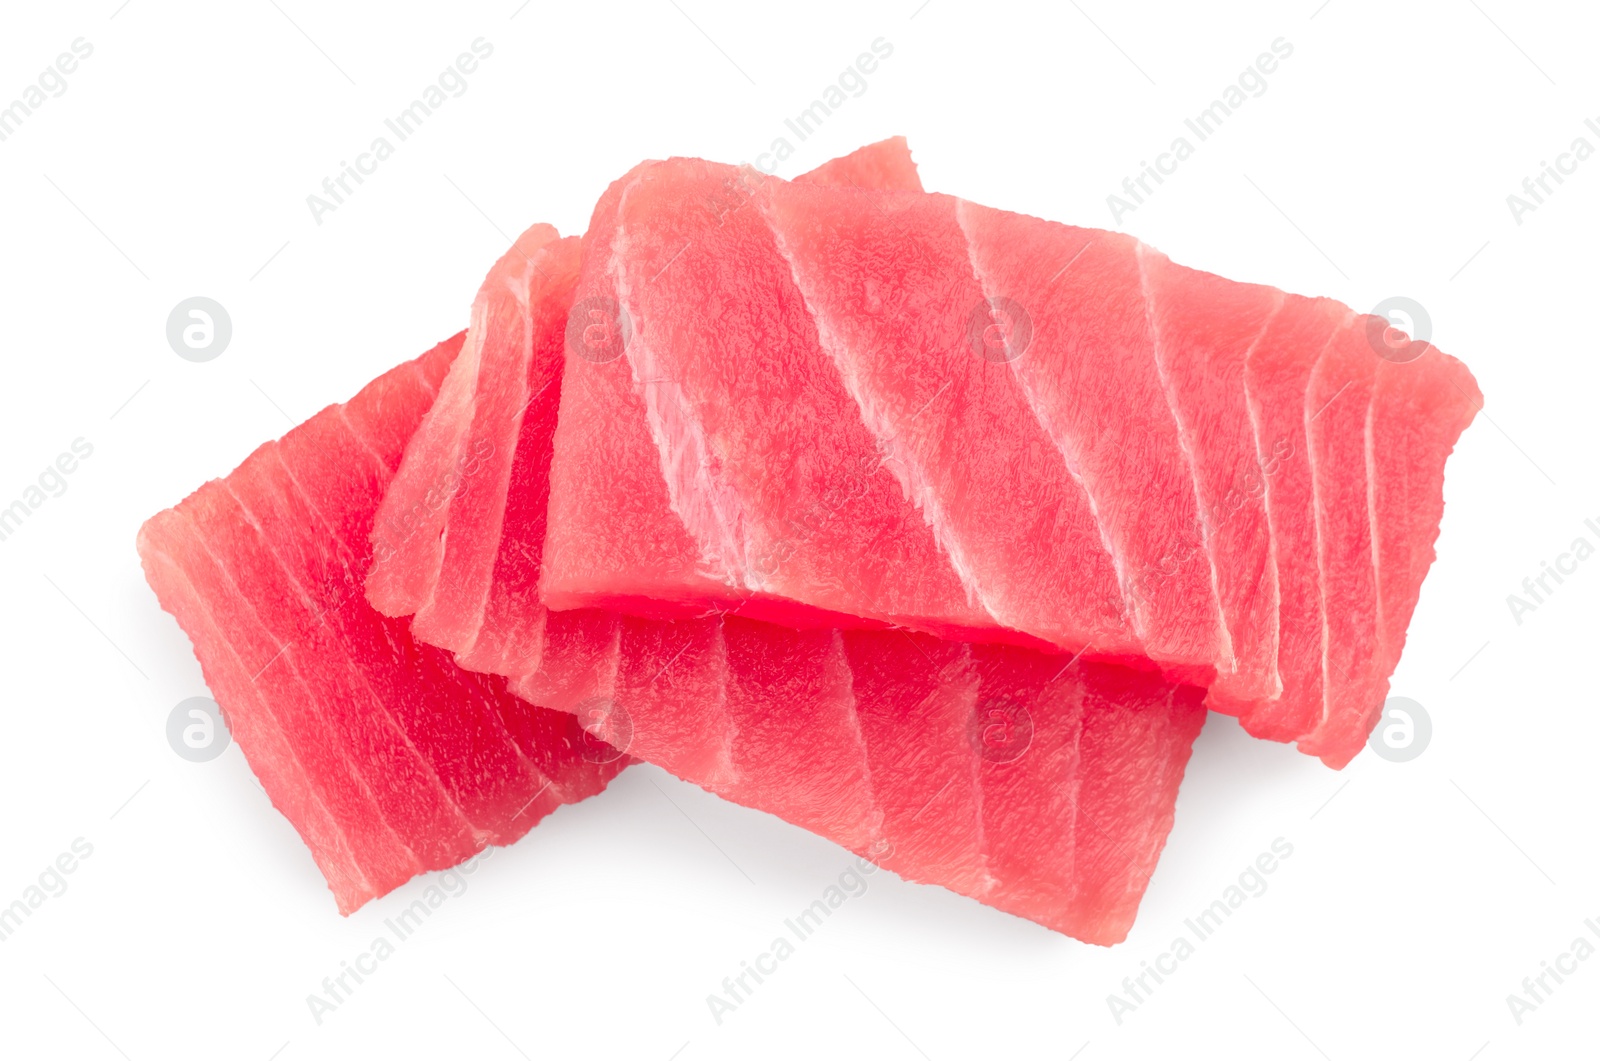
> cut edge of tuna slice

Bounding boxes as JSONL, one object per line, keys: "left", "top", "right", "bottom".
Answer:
{"left": 138, "top": 334, "right": 627, "bottom": 914}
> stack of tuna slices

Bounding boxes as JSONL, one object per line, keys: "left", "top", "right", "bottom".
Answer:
{"left": 138, "top": 138, "right": 1479, "bottom": 946}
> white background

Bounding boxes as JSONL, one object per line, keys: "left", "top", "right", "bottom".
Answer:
{"left": 0, "top": 1, "right": 1594, "bottom": 1058}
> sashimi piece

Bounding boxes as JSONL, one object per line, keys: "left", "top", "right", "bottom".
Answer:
{"left": 1241, "top": 298, "right": 1350, "bottom": 741}
{"left": 1138, "top": 250, "right": 1287, "bottom": 708}
{"left": 540, "top": 145, "right": 938, "bottom": 631}
{"left": 536, "top": 615, "right": 1202, "bottom": 944}
{"left": 581, "top": 169, "right": 1476, "bottom": 763}
{"left": 956, "top": 202, "right": 1229, "bottom": 681}
{"left": 761, "top": 182, "right": 1142, "bottom": 663}
{"left": 1298, "top": 331, "right": 1482, "bottom": 766}
{"left": 581, "top": 156, "right": 1002, "bottom": 638}
{"left": 138, "top": 335, "right": 626, "bottom": 913}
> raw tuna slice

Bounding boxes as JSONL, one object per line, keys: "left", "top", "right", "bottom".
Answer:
{"left": 544, "top": 617, "right": 1205, "bottom": 944}
{"left": 544, "top": 157, "right": 1057, "bottom": 644}
{"left": 1138, "top": 250, "right": 1287, "bottom": 708}
{"left": 138, "top": 334, "right": 626, "bottom": 913}
{"left": 540, "top": 143, "right": 938, "bottom": 633}
{"left": 955, "top": 202, "right": 1230, "bottom": 680}
{"left": 759, "top": 183, "right": 1143, "bottom": 663}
